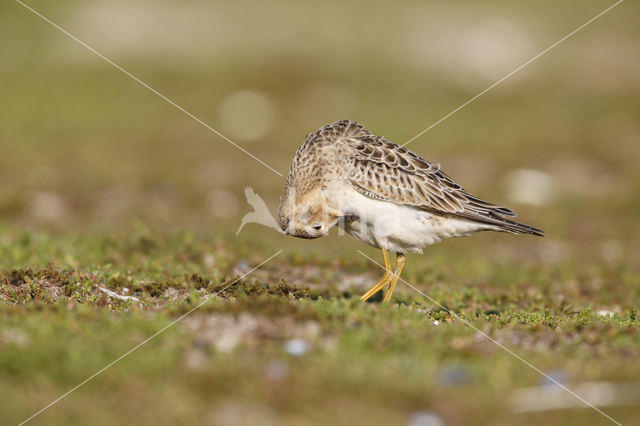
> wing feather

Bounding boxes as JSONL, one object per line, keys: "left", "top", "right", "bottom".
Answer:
{"left": 344, "top": 132, "right": 544, "bottom": 236}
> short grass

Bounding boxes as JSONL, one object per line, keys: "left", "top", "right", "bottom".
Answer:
{"left": 1, "top": 226, "right": 639, "bottom": 426}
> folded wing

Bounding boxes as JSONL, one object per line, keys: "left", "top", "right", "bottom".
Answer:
{"left": 343, "top": 129, "right": 544, "bottom": 236}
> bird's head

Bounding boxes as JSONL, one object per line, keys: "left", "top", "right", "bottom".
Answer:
{"left": 278, "top": 189, "right": 340, "bottom": 239}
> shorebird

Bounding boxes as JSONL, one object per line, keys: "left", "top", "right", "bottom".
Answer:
{"left": 279, "top": 120, "right": 543, "bottom": 302}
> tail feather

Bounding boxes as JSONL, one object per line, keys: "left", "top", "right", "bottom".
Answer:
{"left": 452, "top": 210, "right": 544, "bottom": 237}
{"left": 498, "top": 219, "right": 545, "bottom": 236}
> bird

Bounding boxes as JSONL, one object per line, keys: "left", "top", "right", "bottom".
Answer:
{"left": 237, "top": 187, "right": 283, "bottom": 235}
{"left": 278, "top": 120, "right": 544, "bottom": 302}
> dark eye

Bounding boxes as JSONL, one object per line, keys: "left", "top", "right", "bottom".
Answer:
{"left": 312, "top": 224, "right": 322, "bottom": 231}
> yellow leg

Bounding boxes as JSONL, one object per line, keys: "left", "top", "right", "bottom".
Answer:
{"left": 360, "top": 246, "right": 392, "bottom": 301}
{"left": 383, "top": 253, "right": 406, "bottom": 302}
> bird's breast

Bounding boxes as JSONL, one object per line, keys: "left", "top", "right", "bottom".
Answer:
{"left": 334, "top": 187, "right": 490, "bottom": 253}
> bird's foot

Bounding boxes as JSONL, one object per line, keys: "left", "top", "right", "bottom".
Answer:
{"left": 360, "top": 273, "right": 391, "bottom": 301}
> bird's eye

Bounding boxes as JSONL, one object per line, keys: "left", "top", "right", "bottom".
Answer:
{"left": 311, "top": 224, "right": 322, "bottom": 231}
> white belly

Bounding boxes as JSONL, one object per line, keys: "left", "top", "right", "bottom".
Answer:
{"left": 338, "top": 190, "right": 497, "bottom": 254}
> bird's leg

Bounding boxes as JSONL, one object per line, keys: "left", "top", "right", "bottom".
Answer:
{"left": 383, "top": 253, "right": 406, "bottom": 302}
{"left": 360, "top": 246, "right": 392, "bottom": 301}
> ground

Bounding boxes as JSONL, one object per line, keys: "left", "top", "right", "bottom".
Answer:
{"left": 1, "top": 0, "right": 639, "bottom": 425}
{"left": 1, "top": 226, "right": 638, "bottom": 425}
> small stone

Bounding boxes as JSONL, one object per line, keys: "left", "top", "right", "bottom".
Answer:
{"left": 284, "top": 339, "right": 308, "bottom": 356}
{"left": 439, "top": 365, "right": 471, "bottom": 386}
{"left": 539, "top": 369, "right": 567, "bottom": 387}
{"left": 408, "top": 410, "right": 444, "bottom": 426}
{"left": 234, "top": 261, "right": 251, "bottom": 273}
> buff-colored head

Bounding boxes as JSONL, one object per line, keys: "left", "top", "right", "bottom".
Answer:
{"left": 278, "top": 188, "right": 340, "bottom": 239}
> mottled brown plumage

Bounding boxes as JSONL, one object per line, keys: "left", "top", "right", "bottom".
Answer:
{"left": 279, "top": 120, "right": 543, "bottom": 301}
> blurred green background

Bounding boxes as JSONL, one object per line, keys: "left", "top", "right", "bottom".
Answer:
{"left": 1, "top": 0, "right": 639, "bottom": 425}
{"left": 2, "top": 0, "right": 639, "bottom": 245}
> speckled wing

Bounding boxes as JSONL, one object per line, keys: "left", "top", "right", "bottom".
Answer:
{"left": 344, "top": 131, "right": 544, "bottom": 236}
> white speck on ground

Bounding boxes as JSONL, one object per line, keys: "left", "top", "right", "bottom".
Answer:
{"left": 284, "top": 339, "right": 309, "bottom": 356}
{"left": 181, "top": 314, "right": 321, "bottom": 354}
{"left": 407, "top": 410, "right": 444, "bottom": 426}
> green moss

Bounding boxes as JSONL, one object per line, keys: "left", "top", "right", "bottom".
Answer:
{"left": 209, "top": 279, "right": 310, "bottom": 300}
